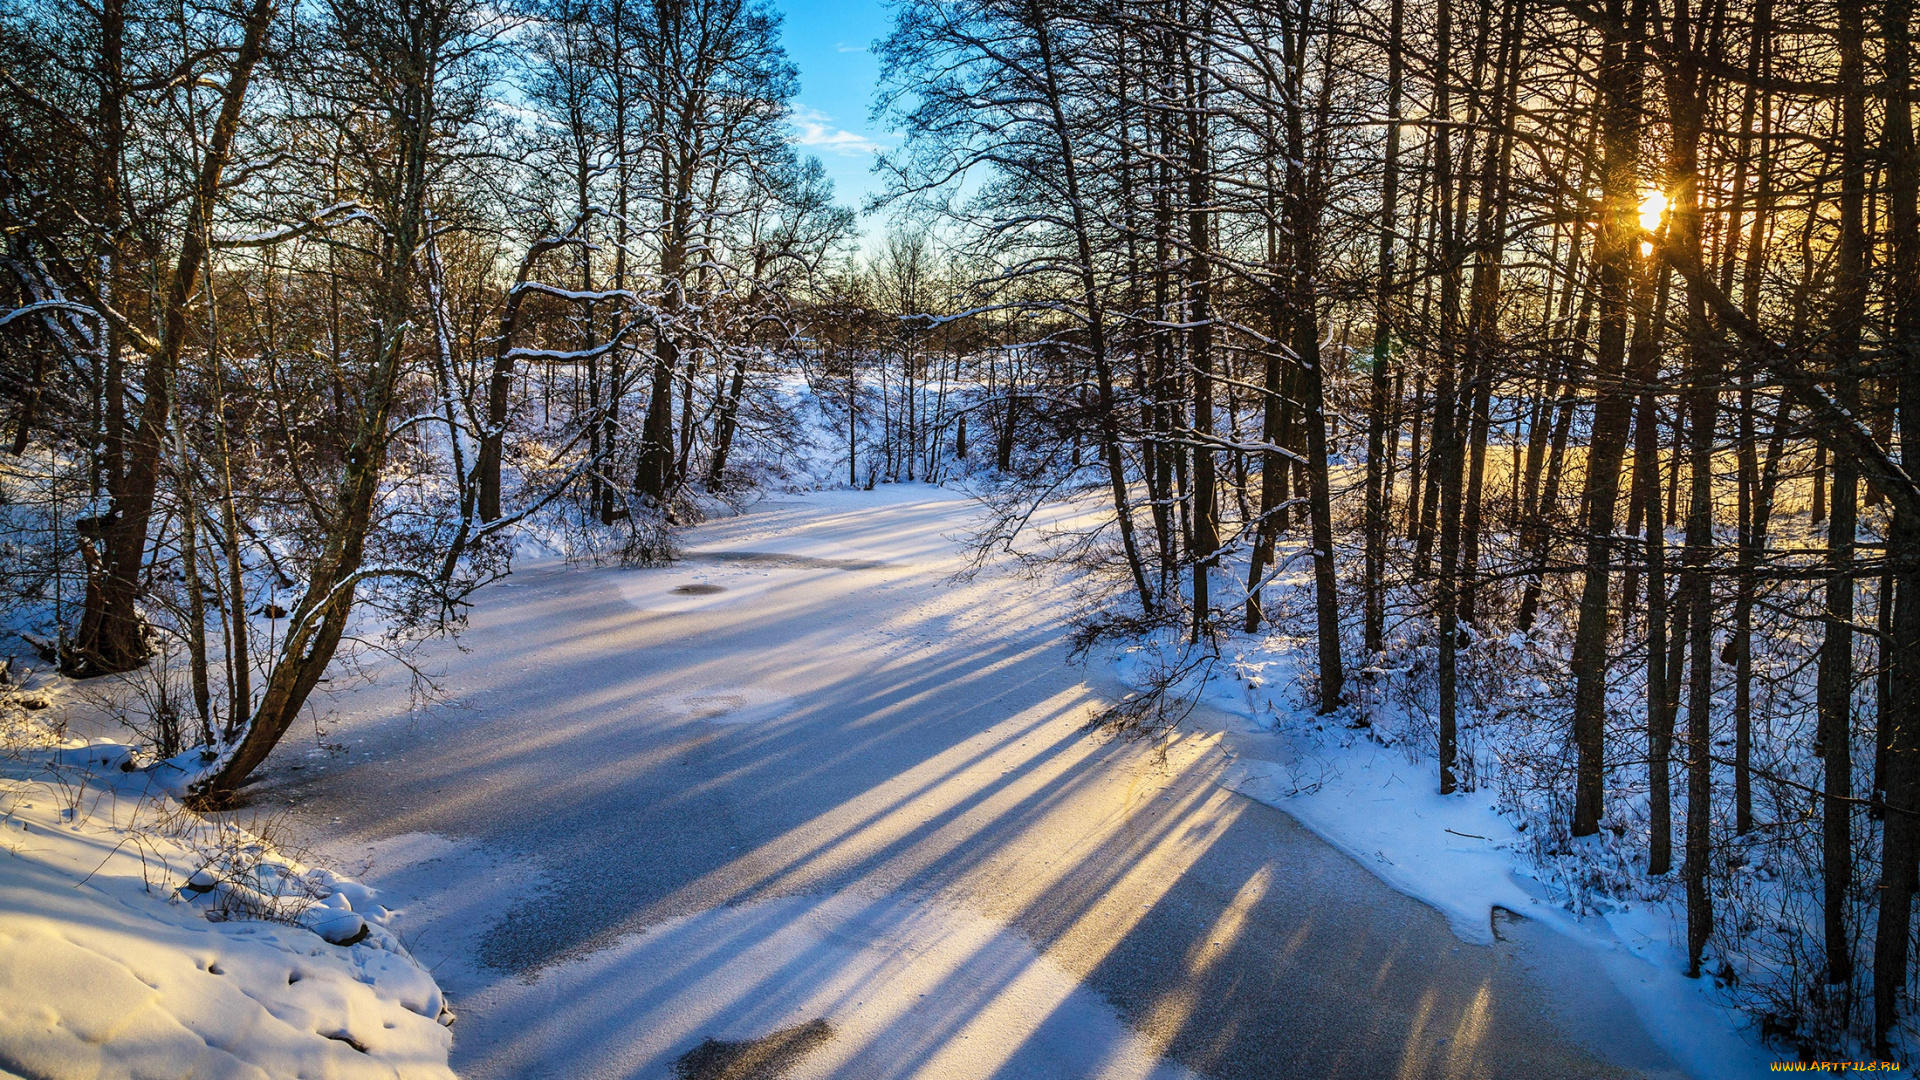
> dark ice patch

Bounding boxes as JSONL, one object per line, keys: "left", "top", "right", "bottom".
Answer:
{"left": 671, "top": 1018, "right": 833, "bottom": 1080}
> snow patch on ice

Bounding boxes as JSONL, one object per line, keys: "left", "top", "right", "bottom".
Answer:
{"left": 687, "top": 484, "right": 977, "bottom": 568}
{"left": 615, "top": 567, "right": 799, "bottom": 613}
{"left": 667, "top": 687, "right": 799, "bottom": 727}
{"left": 613, "top": 485, "right": 971, "bottom": 617}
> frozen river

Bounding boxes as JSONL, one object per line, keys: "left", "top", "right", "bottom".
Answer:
{"left": 264, "top": 485, "right": 1676, "bottom": 1079}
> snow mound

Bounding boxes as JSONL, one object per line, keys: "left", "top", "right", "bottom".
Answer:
{"left": 0, "top": 727, "right": 455, "bottom": 1080}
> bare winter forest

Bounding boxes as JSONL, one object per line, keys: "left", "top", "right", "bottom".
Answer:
{"left": 4, "top": 0, "right": 1920, "bottom": 1072}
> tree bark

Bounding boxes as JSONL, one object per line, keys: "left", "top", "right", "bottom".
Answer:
{"left": 1362, "top": 0, "right": 1406, "bottom": 656}
{"left": 67, "top": 0, "right": 275, "bottom": 677}
{"left": 1568, "top": 0, "right": 1647, "bottom": 836}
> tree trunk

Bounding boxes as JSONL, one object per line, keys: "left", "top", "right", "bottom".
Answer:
{"left": 67, "top": 0, "right": 274, "bottom": 677}
{"left": 1031, "top": 5, "right": 1156, "bottom": 616}
{"left": 1818, "top": 0, "right": 1869, "bottom": 994}
{"left": 1568, "top": 0, "right": 1647, "bottom": 836}
{"left": 1362, "top": 0, "right": 1406, "bottom": 656}
{"left": 197, "top": 0, "right": 441, "bottom": 803}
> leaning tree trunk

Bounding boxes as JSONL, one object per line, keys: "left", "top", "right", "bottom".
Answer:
{"left": 195, "top": 6, "right": 437, "bottom": 804}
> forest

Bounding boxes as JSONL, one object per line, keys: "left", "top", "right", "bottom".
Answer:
{"left": 2, "top": 0, "right": 1917, "bottom": 1069}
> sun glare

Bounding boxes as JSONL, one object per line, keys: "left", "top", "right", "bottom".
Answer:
{"left": 1638, "top": 191, "right": 1668, "bottom": 232}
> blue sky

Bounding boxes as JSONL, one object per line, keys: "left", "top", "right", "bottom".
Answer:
{"left": 773, "top": 0, "right": 895, "bottom": 249}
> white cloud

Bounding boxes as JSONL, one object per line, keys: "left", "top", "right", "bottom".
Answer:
{"left": 835, "top": 42, "right": 867, "bottom": 53}
{"left": 789, "top": 105, "right": 886, "bottom": 157}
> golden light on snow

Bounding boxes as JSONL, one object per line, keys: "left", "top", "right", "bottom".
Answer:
{"left": 555, "top": 672, "right": 1244, "bottom": 1079}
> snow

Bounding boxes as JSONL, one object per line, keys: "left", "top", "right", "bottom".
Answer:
{"left": 411, "top": 875, "right": 1196, "bottom": 1080}
{"left": 0, "top": 473, "right": 1743, "bottom": 1078}
{"left": 259, "top": 483, "right": 1692, "bottom": 1079}
{"left": 684, "top": 483, "right": 975, "bottom": 565}
{"left": 280, "top": 481, "right": 1208, "bottom": 1078}
{"left": 612, "top": 486, "right": 952, "bottom": 614}
{"left": 0, "top": 726, "right": 455, "bottom": 1080}
{"left": 0, "top": 300, "right": 98, "bottom": 328}
{"left": 276, "top": 486, "right": 1205, "bottom": 1076}
{"left": 507, "top": 283, "right": 638, "bottom": 303}
{"left": 614, "top": 565, "right": 805, "bottom": 613}
{"left": 1119, "top": 633, "right": 1777, "bottom": 1079}
{"left": 265, "top": 485, "right": 1225, "bottom": 1079}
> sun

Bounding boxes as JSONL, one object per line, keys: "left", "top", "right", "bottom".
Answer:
{"left": 1638, "top": 190, "right": 1668, "bottom": 232}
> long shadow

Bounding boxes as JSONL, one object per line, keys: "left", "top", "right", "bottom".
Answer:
{"left": 270, "top": 553, "right": 1113, "bottom": 965}
{"left": 264, "top": 498, "right": 1641, "bottom": 1080}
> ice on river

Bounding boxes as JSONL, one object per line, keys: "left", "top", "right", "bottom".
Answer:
{"left": 382, "top": 848, "right": 1195, "bottom": 1080}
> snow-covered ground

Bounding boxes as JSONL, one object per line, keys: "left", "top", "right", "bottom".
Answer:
{"left": 250, "top": 483, "right": 1685, "bottom": 1079}
{"left": 0, "top": 723, "right": 454, "bottom": 1080}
